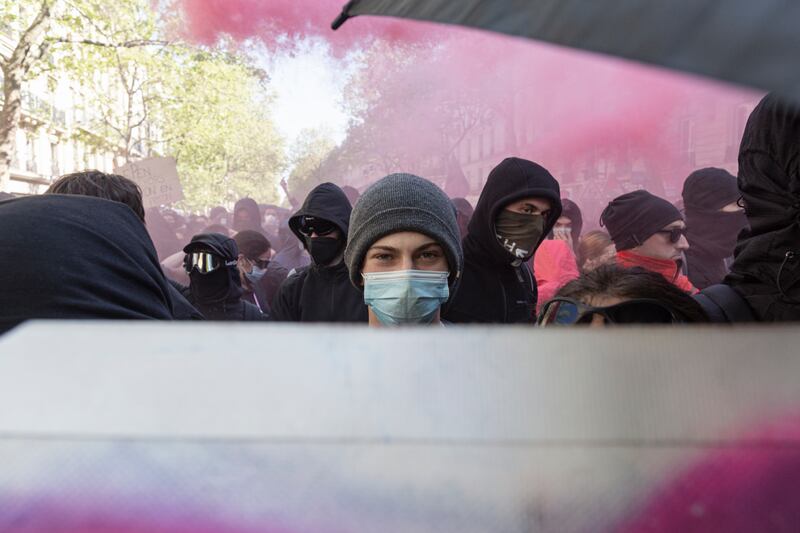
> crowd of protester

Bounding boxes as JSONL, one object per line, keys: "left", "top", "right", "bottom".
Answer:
{"left": 0, "top": 92, "right": 798, "bottom": 333}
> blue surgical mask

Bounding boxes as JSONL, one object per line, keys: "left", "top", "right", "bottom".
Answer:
{"left": 245, "top": 266, "right": 266, "bottom": 284}
{"left": 362, "top": 270, "right": 450, "bottom": 326}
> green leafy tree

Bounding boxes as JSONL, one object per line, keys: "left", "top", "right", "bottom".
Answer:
{"left": 163, "top": 49, "right": 285, "bottom": 211}
{"left": 285, "top": 127, "right": 336, "bottom": 203}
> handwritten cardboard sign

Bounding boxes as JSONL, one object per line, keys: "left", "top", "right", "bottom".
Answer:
{"left": 115, "top": 156, "right": 183, "bottom": 208}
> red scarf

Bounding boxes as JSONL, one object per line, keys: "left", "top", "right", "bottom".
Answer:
{"left": 617, "top": 250, "right": 698, "bottom": 294}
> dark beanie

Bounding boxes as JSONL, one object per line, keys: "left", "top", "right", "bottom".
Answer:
{"left": 682, "top": 167, "right": 740, "bottom": 212}
{"left": 344, "top": 173, "right": 464, "bottom": 289}
{"left": 601, "top": 190, "right": 683, "bottom": 251}
{"left": 234, "top": 229, "right": 271, "bottom": 258}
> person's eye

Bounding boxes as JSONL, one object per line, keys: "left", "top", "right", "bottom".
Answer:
{"left": 419, "top": 251, "right": 441, "bottom": 261}
{"left": 373, "top": 253, "right": 393, "bottom": 261}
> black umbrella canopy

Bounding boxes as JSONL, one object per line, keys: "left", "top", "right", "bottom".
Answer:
{"left": 333, "top": 0, "right": 800, "bottom": 100}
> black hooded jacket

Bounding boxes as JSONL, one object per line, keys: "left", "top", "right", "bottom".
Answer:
{"left": 724, "top": 94, "right": 800, "bottom": 321}
{"left": 179, "top": 233, "right": 266, "bottom": 321}
{"left": 0, "top": 195, "right": 174, "bottom": 334}
{"left": 443, "top": 158, "right": 562, "bottom": 324}
{"left": 272, "top": 183, "right": 368, "bottom": 323}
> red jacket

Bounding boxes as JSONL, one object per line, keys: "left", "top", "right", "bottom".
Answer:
{"left": 533, "top": 239, "right": 580, "bottom": 313}
{"left": 617, "top": 250, "right": 698, "bottom": 294}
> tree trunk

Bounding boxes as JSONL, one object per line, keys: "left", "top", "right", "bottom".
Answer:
{"left": 0, "top": 0, "right": 53, "bottom": 191}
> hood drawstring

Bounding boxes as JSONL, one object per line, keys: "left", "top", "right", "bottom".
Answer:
{"left": 777, "top": 250, "right": 800, "bottom": 303}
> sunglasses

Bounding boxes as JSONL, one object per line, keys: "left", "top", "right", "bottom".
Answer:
{"left": 656, "top": 227, "right": 687, "bottom": 244}
{"left": 247, "top": 258, "right": 270, "bottom": 269}
{"left": 538, "top": 297, "right": 679, "bottom": 326}
{"left": 184, "top": 252, "right": 237, "bottom": 274}
{"left": 298, "top": 216, "right": 337, "bottom": 237}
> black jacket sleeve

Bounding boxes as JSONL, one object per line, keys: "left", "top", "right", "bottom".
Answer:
{"left": 270, "top": 268, "right": 306, "bottom": 322}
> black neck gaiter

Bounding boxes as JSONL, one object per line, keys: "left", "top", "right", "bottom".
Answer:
{"left": 495, "top": 212, "right": 545, "bottom": 260}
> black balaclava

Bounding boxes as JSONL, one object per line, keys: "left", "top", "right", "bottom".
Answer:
{"left": 233, "top": 197, "right": 263, "bottom": 233}
{"left": 288, "top": 182, "right": 352, "bottom": 268}
{"left": 601, "top": 190, "right": 683, "bottom": 251}
{"left": 0, "top": 195, "right": 174, "bottom": 334}
{"left": 726, "top": 93, "right": 800, "bottom": 321}
{"left": 682, "top": 167, "right": 748, "bottom": 260}
{"left": 465, "top": 157, "right": 562, "bottom": 266}
{"left": 184, "top": 233, "right": 242, "bottom": 304}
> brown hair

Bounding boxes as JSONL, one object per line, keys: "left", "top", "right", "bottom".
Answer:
{"left": 576, "top": 230, "right": 614, "bottom": 271}
{"left": 556, "top": 264, "right": 708, "bottom": 322}
{"left": 46, "top": 170, "right": 145, "bottom": 223}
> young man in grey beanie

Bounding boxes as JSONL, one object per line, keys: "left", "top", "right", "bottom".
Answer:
{"left": 344, "top": 173, "right": 464, "bottom": 326}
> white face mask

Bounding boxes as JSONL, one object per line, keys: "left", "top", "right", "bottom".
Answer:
{"left": 362, "top": 270, "right": 450, "bottom": 326}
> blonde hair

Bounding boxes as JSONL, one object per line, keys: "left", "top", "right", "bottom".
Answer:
{"left": 577, "top": 230, "right": 615, "bottom": 271}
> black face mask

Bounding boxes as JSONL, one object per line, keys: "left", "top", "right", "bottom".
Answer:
{"left": 308, "top": 236, "right": 344, "bottom": 266}
{"left": 687, "top": 210, "right": 749, "bottom": 259}
{"left": 190, "top": 267, "right": 231, "bottom": 303}
{"left": 495, "top": 211, "right": 545, "bottom": 260}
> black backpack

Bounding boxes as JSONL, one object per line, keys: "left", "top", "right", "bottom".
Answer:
{"left": 693, "top": 284, "right": 757, "bottom": 323}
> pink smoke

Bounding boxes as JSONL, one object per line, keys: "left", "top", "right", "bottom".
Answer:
{"left": 174, "top": 0, "right": 761, "bottom": 223}
{"left": 177, "top": 0, "right": 436, "bottom": 51}
{"left": 616, "top": 412, "right": 800, "bottom": 533}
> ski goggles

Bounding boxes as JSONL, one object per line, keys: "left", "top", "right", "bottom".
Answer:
{"left": 184, "top": 252, "right": 237, "bottom": 274}
{"left": 538, "top": 297, "right": 678, "bottom": 326}
{"left": 655, "top": 227, "right": 688, "bottom": 243}
{"left": 297, "top": 216, "right": 338, "bottom": 237}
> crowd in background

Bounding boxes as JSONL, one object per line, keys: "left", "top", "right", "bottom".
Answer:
{"left": 0, "top": 92, "right": 798, "bottom": 333}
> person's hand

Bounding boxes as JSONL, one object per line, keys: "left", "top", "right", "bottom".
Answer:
{"left": 553, "top": 226, "right": 573, "bottom": 249}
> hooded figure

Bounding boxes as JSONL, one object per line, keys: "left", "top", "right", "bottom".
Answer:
{"left": 725, "top": 93, "right": 800, "bottom": 321}
{"left": 271, "top": 183, "right": 368, "bottom": 323}
{"left": 0, "top": 195, "right": 174, "bottom": 334}
{"left": 232, "top": 197, "right": 264, "bottom": 234}
{"left": 234, "top": 229, "right": 288, "bottom": 315}
{"left": 179, "top": 233, "right": 266, "bottom": 321}
{"left": 554, "top": 198, "right": 583, "bottom": 252}
{"left": 443, "top": 157, "right": 562, "bottom": 324}
{"left": 271, "top": 221, "right": 311, "bottom": 273}
{"left": 682, "top": 168, "right": 748, "bottom": 290}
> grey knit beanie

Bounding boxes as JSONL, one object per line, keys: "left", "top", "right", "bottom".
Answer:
{"left": 345, "top": 173, "right": 464, "bottom": 289}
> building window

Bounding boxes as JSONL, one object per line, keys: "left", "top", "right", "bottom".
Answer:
{"left": 25, "top": 134, "right": 37, "bottom": 174}
{"left": 50, "top": 143, "right": 60, "bottom": 177}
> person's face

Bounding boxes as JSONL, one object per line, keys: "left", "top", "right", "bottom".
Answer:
{"left": 554, "top": 216, "right": 572, "bottom": 230}
{"left": 362, "top": 231, "right": 449, "bottom": 274}
{"left": 720, "top": 201, "right": 744, "bottom": 213}
{"left": 634, "top": 220, "right": 689, "bottom": 261}
{"left": 503, "top": 197, "right": 552, "bottom": 217}
{"left": 237, "top": 250, "right": 270, "bottom": 286}
{"left": 234, "top": 209, "right": 252, "bottom": 223}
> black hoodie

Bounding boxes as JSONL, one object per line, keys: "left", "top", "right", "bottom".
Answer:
{"left": 443, "top": 157, "right": 562, "bottom": 324}
{"left": 724, "top": 93, "right": 800, "bottom": 321}
{"left": 272, "top": 183, "right": 368, "bottom": 323}
{"left": 179, "top": 232, "right": 266, "bottom": 321}
{"left": 0, "top": 195, "right": 174, "bottom": 334}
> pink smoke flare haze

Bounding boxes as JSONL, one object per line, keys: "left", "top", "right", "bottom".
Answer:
{"left": 177, "top": 0, "right": 762, "bottom": 222}
{"left": 178, "top": 0, "right": 436, "bottom": 50}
